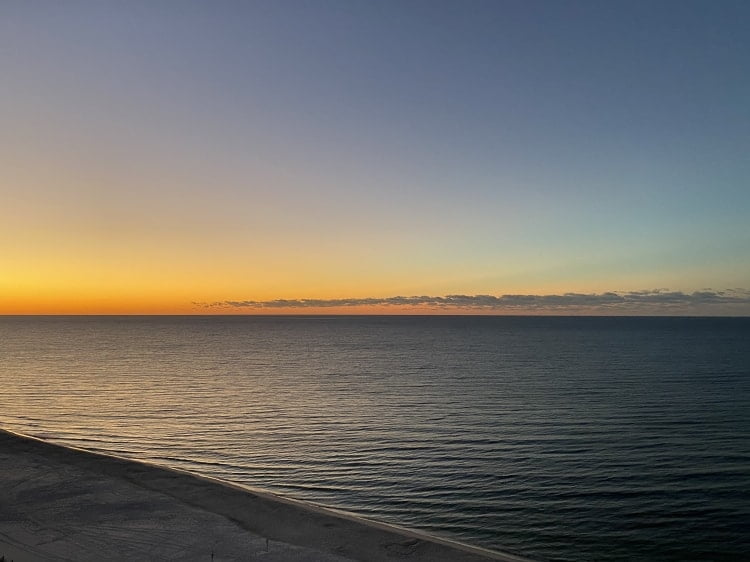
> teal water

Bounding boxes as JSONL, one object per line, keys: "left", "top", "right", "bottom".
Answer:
{"left": 1, "top": 316, "right": 748, "bottom": 561}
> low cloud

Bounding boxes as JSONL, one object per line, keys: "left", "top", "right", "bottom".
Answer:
{"left": 194, "top": 289, "right": 750, "bottom": 313}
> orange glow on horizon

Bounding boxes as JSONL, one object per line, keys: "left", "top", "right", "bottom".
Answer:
{"left": 0, "top": 297, "right": 534, "bottom": 316}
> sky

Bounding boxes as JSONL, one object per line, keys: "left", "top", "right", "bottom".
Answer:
{"left": 1, "top": 0, "right": 749, "bottom": 315}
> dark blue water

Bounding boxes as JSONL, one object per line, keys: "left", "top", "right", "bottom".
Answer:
{"left": 1, "top": 316, "right": 748, "bottom": 561}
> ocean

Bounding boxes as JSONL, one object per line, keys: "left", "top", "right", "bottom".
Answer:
{"left": 1, "top": 316, "right": 748, "bottom": 561}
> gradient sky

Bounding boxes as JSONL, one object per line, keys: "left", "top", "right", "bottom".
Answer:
{"left": 2, "top": 1, "right": 749, "bottom": 314}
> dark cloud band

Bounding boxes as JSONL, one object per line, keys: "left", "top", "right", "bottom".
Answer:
{"left": 194, "top": 289, "right": 750, "bottom": 311}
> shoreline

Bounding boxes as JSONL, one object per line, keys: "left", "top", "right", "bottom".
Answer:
{"left": 0, "top": 428, "right": 529, "bottom": 561}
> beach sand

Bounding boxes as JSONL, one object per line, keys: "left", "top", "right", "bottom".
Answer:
{"left": 0, "top": 429, "right": 528, "bottom": 561}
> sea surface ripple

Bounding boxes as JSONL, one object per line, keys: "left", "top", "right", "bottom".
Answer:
{"left": 1, "top": 316, "right": 748, "bottom": 561}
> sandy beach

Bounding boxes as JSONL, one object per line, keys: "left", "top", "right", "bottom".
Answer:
{"left": 0, "top": 428, "right": 527, "bottom": 562}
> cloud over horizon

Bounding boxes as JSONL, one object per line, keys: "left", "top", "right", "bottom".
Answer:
{"left": 195, "top": 289, "right": 750, "bottom": 313}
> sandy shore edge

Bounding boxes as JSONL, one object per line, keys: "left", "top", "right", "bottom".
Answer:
{"left": 0, "top": 428, "right": 530, "bottom": 561}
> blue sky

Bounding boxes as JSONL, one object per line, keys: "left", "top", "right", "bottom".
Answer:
{"left": 1, "top": 1, "right": 749, "bottom": 313}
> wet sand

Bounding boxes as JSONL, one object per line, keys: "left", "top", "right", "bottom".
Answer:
{"left": 0, "top": 428, "right": 528, "bottom": 561}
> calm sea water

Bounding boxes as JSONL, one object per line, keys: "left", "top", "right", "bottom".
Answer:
{"left": 1, "top": 316, "right": 748, "bottom": 561}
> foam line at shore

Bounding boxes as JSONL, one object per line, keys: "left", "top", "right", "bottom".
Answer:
{"left": 0, "top": 427, "right": 531, "bottom": 561}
